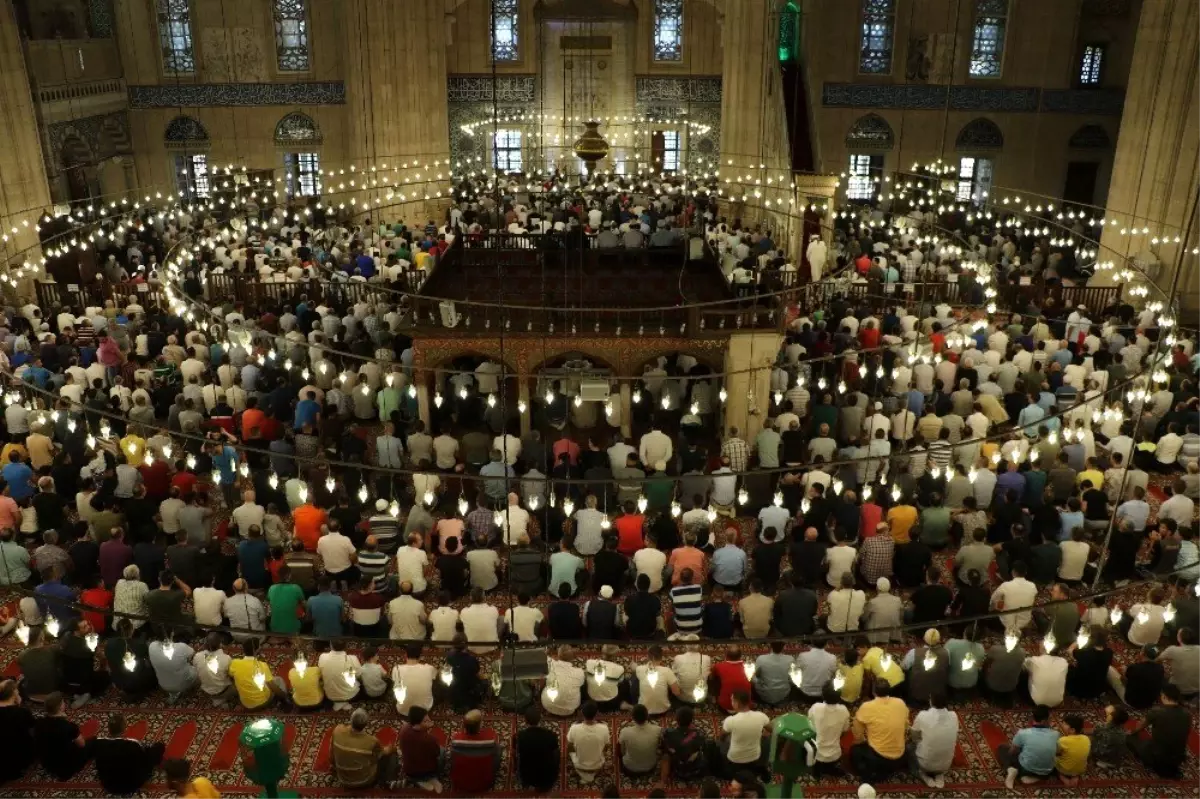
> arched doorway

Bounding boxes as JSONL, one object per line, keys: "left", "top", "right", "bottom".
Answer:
{"left": 59, "top": 135, "right": 95, "bottom": 203}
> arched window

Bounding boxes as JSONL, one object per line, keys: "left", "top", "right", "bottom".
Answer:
{"left": 273, "top": 0, "right": 310, "bottom": 72}
{"left": 955, "top": 117, "right": 1003, "bottom": 150}
{"left": 778, "top": 1, "right": 800, "bottom": 63}
{"left": 164, "top": 115, "right": 209, "bottom": 201}
{"left": 653, "top": 0, "right": 683, "bottom": 62}
{"left": 491, "top": 0, "right": 518, "bottom": 62}
{"left": 845, "top": 113, "right": 894, "bottom": 150}
{"left": 157, "top": 0, "right": 194, "bottom": 75}
{"left": 1068, "top": 124, "right": 1111, "bottom": 149}
{"left": 164, "top": 115, "right": 209, "bottom": 146}
{"left": 274, "top": 112, "right": 321, "bottom": 145}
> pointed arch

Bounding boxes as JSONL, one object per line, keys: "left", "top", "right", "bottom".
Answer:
{"left": 1068, "top": 124, "right": 1111, "bottom": 149}
{"left": 163, "top": 115, "right": 209, "bottom": 149}
{"left": 955, "top": 117, "right": 1003, "bottom": 150}
{"left": 275, "top": 111, "right": 321, "bottom": 146}
{"left": 845, "top": 113, "right": 895, "bottom": 150}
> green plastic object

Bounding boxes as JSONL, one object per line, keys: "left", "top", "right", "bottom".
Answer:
{"left": 239, "top": 718, "right": 297, "bottom": 798}
{"left": 766, "top": 713, "right": 816, "bottom": 799}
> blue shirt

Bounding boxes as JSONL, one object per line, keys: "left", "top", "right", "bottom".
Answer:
{"left": 1017, "top": 404, "right": 1045, "bottom": 437}
{"left": 754, "top": 652, "right": 796, "bottom": 703}
{"left": 711, "top": 545, "right": 747, "bottom": 586}
{"left": 35, "top": 580, "right": 77, "bottom": 623}
{"left": 294, "top": 399, "right": 321, "bottom": 429}
{"left": 995, "top": 471, "right": 1026, "bottom": 501}
{"left": 479, "top": 461, "right": 513, "bottom": 500}
{"left": 2, "top": 462, "right": 34, "bottom": 501}
{"left": 906, "top": 389, "right": 925, "bottom": 416}
{"left": 1012, "top": 726, "right": 1060, "bottom": 775}
{"left": 549, "top": 551, "right": 584, "bottom": 594}
{"left": 1059, "top": 511, "right": 1084, "bottom": 542}
{"left": 1051, "top": 349, "right": 1073, "bottom": 369}
{"left": 214, "top": 446, "right": 238, "bottom": 485}
{"left": 23, "top": 366, "right": 50, "bottom": 388}
{"left": 308, "top": 592, "right": 344, "bottom": 638}
{"left": 1115, "top": 499, "right": 1150, "bottom": 531}
{"left": 237, "top": 538, "right": 270, "bottom": 588}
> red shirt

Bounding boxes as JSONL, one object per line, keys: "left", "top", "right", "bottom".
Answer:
{"left": 241, "top": 408, "right": 266, "bottom": 440}
{"left": 855, "top": 254, "right": 871, "bottom": 275}
{"left": 859, "top": 501, "right": 883, "bottom": 540}
{"left": 930, "top": 332, "right": 946, "bottom": 353}
{"left": 859, "top": 326, "right": 880, "bottom": 349}
{"left": 139, "top": 461, "right": 171, "bottom": 498}
{"left": 614, "top": 514, "right": 645, "bottom": 556}
{"left": 449, "top": 729, "right": 498, "bottom": 793}
{"left": 552, "top": 438, "right": 580, "bottom": 466}
{"left": 292, "top": 504, "right": 327, "bottom": 551}
{"left": 712, "top": 660, "right": 753, "bottom": 712}
{"left": 79, "top": 586, "right": 113, "bottom": 633}
{"left": 399, "top": 724, "right": 441, "bottom": 778}
{"left": 172, "top": 471, "right": 199, "bottom": 497}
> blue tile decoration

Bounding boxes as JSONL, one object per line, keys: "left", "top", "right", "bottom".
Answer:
{"left": 128, "top": 82, "right": 345, "bottom": 108}
{"left": 822, "top": 82, "right": 1124, "bottom": 114}
{"left": 48, "top": 111, "right": 131, "bottom": 165}
{"left": 88, "top": 0, "right": 114, "bottom": 37}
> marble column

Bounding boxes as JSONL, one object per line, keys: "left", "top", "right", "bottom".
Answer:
{"left": 341, "top": 0, "right": 452, "bottom": 219}
{"left": 416, "top": 376, "right": 431, "bottom": 429}
{"left": 1093, "top": 0, "right": 1199, "bottom": 311}
{"left": 0, "top": 1, "right": 52, "bottom": 275}
{"left": 619, "top": 381, "right": 632, "bottom": 439}
{"left": 722, "top": 331, "right": 782, "bottom": 442}
{"left": 517, "top": 378, "right": 531, "bottom": 437}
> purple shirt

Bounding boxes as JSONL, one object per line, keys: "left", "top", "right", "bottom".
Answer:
{"left": 98, "top": 539, "right": 134, "bottom": 589}
{"left": 994, "top": 470, "right": 1026, "bottom": 503}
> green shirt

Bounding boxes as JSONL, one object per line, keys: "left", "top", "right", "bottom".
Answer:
{"left": 645, "top": 475, "right": 674, "bottom": 511}
{"left": 945, "top": 638, "right": 986, "bottom": 688}
{"left": 918, "top": 507, "right": 952, "bottom": 546}
{"left": 267, "top": 582, "right": 305, "bottom": 634}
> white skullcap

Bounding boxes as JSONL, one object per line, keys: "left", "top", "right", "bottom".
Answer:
{"left": 858, "top": 785, "right": 877, "bottom": 799}
{"left": 599, "top": 585, "right": 614, "bottom": 599}
{"left": 876, "top": 577, "right": 891, "bottom": 593}
{"left": 375, "top": 498, "right": 388, "bottom": 511}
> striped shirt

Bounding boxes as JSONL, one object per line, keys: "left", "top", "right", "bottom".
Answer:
{"left": 670, "top": 584, "right": 704, "bottom": 633}
{"left": 927, "top": 442, "right": 952, "bottom": 471}
{"left": 357, "top": 549, "right": 390, "bottom": 590}
{"left": 367, "top": 514, "right": 401, "bottom": 553}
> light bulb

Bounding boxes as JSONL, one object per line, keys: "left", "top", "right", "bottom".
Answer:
{"left": 604, "top": 401, "right": 613, "bottom": 417}
{"left": 162, "top": 641, "right": 176, "bottom": 660}
{"left": 1136, "top": 609, "right": 1150, "bottom": 626}
{"left": 601, "top": 515, "right": 611, "bottom": 530}
{"left": 719, "top": 387, "right": 727, "bottom": 403}
{"left": 268, "top": 473, "right": 279, "bottom": 489}
{"left": 85, "top": 433, "right": 96, "bottom": 449}
{"left": 493, "top": 510, "right": 504, "bottom": 526}
{"left": 162, "top": 444, "right": 173, "bottom": 460}
{"left": 123, "top": 651, "right": 137, "bottom": 671}
{"left": 563, "top": 497, "right": 575, "bottom": 516}
{"left": 670, "top": 500, "right": 681, "bottom": 517}
{"left": 990, "top": 451, "right": 1001, "bottom": 465}
{"left": 294, "top": 655, "right": 308, "bottom": 677}
{"left": 593, "top": 663, "right": 606, "bottom": 686}
{"left": 298, "top": 485, "right": 309, "bottom": 503}
{"left": 408, "top": 384, "right": 417, "bottom": 398}
{"left": 968, "top": 467, "right": 978, "bottom": 483}
{"left": 143, "top": 453, "right": 153, "bottom": 467}
{"left": 67, "top": 419, "right": 76, "bottom": 433}
{"left": 632, "top": 389, "right": 641, "bottom": 404}
{"left": 343, "top": 669, "right": 357, "bottom": 688}
{"left": 458, "top": 386, "right": 468, "bottom": 400}
{"left": 960, "top": 652, "right": 976, "bottom": 671}
{"left": 789, "top": 662, "right": 803, "bottom": 688}
{"left": 929, "top": 466, "right": 941, "bottom": 480}
{"left": 773, "top": 491, "right": 784, "bottom": 507}
{"left": 387, "top": 500, "right": 398, "bottom": 517}
{"left": 646, "top": 667, "right": 659, "bottom": 688}
{"left": 1163, "top": 603, "right": 1177, "bottom": 623}
{"left": 457, "top": 496, "right": 469, "bottom": 516}
{"left": 45, "top": 615, "right": 59, "bottom": 638}
{"left": 423, "top": 489, "right": 435, "bottom": 507}
{"left": 1048, "top": 431, "right": 1058, "bottom": 445}
{"left": 1004, "top": 632, "right": 1019, "bottom": 652}
{"left": 546, "top": 683, "right": 559, "bottom": 702}
{"left": 692, "top": 681, "right": 706, "bottom": 702}
{"left": 878, "top": 653, "right": 893, "bottom": 671}
{"left": 487, "top": 393, "right": 496, "bottom": 408}
{"left": 1109, "top": 607, "right": 1123, "bottom": 625}
{"left": 15, "top": 622, "right": 29, "bottom": 645}
{"left": 660, "top": 395, "right": 670, "bottom": 410}
{"left": 393, "top": 681, "right": 408, "bottom": 704}
{"left": 517, "top": 399, "right": 527, "bottom": 414}
{"left": 743, "top": 662, "right": 756, "bottom": 681}
{"left": 545, "top": 389, "right": 554, "bottom": 405}
{"left": 528, "top": 494, "right": 539, "bottom": 510}
{"left": 922, "top": 650, "right": 937, "bottom": 671}
{"left": 253, "top": 670, "right": 267, "bottom": 691}
{"left": 358, "top": 485, "right": 369, "bottom": 503}
{"left": 186, "top": 454, "right": 197, "bottom": 470}
{"left": 85, "top": 632, "right": 98, "bottom": 652}
{"left": 1029, "top": 448, "right": 1039, "bottom": 463}
{"left": 706, "top": 506, "right": 717, "bottom": 522}
{"left": 817, "top": 378, "right": 827, "bottom": 390}
{"left": 1075, "top": 628, "right": 1090, "bottom": 649}
{"left": 862, "top": 485, "right": 873, "bottom": 500}
{"left": 207, "top": 654, "right": 220, "bottom": 674}
{"left": 1043, "top": 631, "right": 1057, "bottom": 654}
{"left": 434, "top": 392, "right": 443, "bottom": 408}
{"left": 773, "top": 390, "right": 783, "bottom": 405}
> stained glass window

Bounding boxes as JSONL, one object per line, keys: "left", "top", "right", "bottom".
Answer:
{"left": 285, "top": 152, "right": 321, "bottom": 197}
{"left": 859, "top": 0, "right": 895, "bottom": 74}
{"left": 1079, "top": 43, "right": 1104, "bottom": 85}
{"left": 653, "top": 0, "right": 683, "bottom": 62}
{"left": 275, "top": 112, "right": 321, "bottom": 145}
{"left": 157, "top": 0, "right": 194, "bottom": 75}
{"left": 661, "top": 130, "right": 680, "bottom": 172}
{"left": 491, "top": 0, "right": 518, "bottom": 62}
{"left": 846, "top": 154, "right": 881, "bottom": 200}
{"left": 778, "top": 2, "right": 799, "bottom": 63}
{"left": 274, "top": 0, "right": 309, "bottom": 72}
{"left": 176, "top": 153, "right": 209, "bottom": 201}
{"left": 493, "top": 129, "right": 522, "bottom": 172}
{"left": 956, "top": 156, "right": 993, "bottom": 203}
{"left": 969, "top": 0, "right": 1009, "bottom": 78}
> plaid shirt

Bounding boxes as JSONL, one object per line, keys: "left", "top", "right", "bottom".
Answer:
{"left": 902, "top": 259, "right": 918, "bottom": 284}
{"left": 860, "top": 536, "right": 894, "bottom": 584}
{"left": 466, "top": 506, "right": 495, "bottom": 543}
{"left": 721, "top": 437, "right": 750, "bottom": 473}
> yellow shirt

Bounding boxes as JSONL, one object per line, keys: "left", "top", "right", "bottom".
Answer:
{"left": 1055, "top": 733, "right": 1090, "bottom": 776}
{"left": 182, "top": 777, "right": 221, "bottom": 798}
{"left": 886, "top": 506, "right": 918, "bottom": 544}
{"left": 228, "top": 657, "right": 274, "bottom": 709}
{"left": 862, "top": 647, "right": 904, "bottom": 687}
{"left": 838, "top": 662, "right": 865, "bottom": 703}
{"left": 1077, "top": 469, "right": 1103, "bottom": 490}
{"left": 120, "top": 434, "right": 146, "bottom": 465}
{"left": 854, "top": 697, "right": 908, "bottom": 759}
{"left": 289, "top": 666, "right": 324, "bottom": 707}
{"left": 1, "top": 443, "right": 28, "bottom": 464}
{"left": 981, "top": 441, "right": 1001, "bottom": 469}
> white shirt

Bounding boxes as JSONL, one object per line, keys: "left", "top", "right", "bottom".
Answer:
{"left": 633, "top": 547, "right": 668, "bottom": 592}
{"left": 1158, "top": 494, "right": 1196, "bottom": 527}
{"left": 635, "top": 663, "right": 678, "bottom": 714}
{"left": 318, "top": 651, "right": 361, "bottom": 702}
{"left": 1058, "top": 540, "right": 1090, "bottom": 581}
{"left": 1128, "top": 603, "right": 1167, "bottom": 646}
{"left": 912, "top": 707, "right": 960, "bottom": 773}
{"left": 159, "top": 497, "right": 185, "bottom": 533}
{"left": 1024, "top": 654, "right": 1068, "bottom": 707}
{"left": 826, "top": 588, "right": 867, "bottom": 632}
{"left": 429, "top": 606, "right": 460, "bottom": 642}
{"left": 543, "top": 658, "right": 585, "bottom": 715}
{"left": 1157, "top": 433, "right": 1184, "bottom": 464}
{"left": 317, "top": 531, "right": 356, "bottom": 575}
{"left": 506, "top": 605, "right": 544, "bottom": 642}
{"left": 991, "top": 577, "right": 1038, "bottom": 632}
{"left": 230, "top": 502, "right": 266, "bottom": 539}
{"left": 807, "top": 702, "right": 851, "bottom": 762}
{"left": 826, "top": 546, "right": 857, "bottom": 588}
{"left": 493, "top": 434, "right": 521, "bottom": 466}
{"left": 500, "top": 504, "right": 531, "bottom": 546}
{"left": 567, "top": 721, "right": 609, "bottom": 772}
{"left": 193, "top": 649, "right": 232, "bottom": 696}
{"left": 723, "top": 710, "right": 770, "bottom": 764}
{"left": 391, "top": 662, "right": 436, "bottom": 715}
{"left": 639, "top": 430, "right": 673, "bottom": 468}
{"left": 582, "top": 659, "right": 623, "bottom": 702}
{"left": 395, "top": 546, "right": 429, "bottom": 593}
{"left": 192, "top": 586, "right": 227, "bottom": 626}
{"left": 460, "top": 602, "right": 500, "bottom": 652}
{"left": 386, "top": 595, "right": 427, "bottom": 641}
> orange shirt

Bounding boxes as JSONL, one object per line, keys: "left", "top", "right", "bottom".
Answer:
{"left": 668, "top": 546, "right": 706, "bottom": 585}
{"left": 241, "top": 408, "right": 266, "bottom": 440}
{"left": 886, "top": 505, "right": 918, "bottom": 544}
{"left": 292, "top": 504, "right": 327, "bottom": 551}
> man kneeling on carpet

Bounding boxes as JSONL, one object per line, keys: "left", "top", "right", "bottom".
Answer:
{"left": 332, "top": 707, "right": 399, "bottom": 789}
{"left": 93, "top": 713, "right": 166, "bottom": 795}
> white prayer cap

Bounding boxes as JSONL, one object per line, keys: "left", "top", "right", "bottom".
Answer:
{"left": 599, "top": 585, "right": 613, "bottom": 599}
{"left": 858, "top": 785, "right": 877, "bottom": 799}
{"left": 375, "top": 499, "right": 388, "bottom": 511}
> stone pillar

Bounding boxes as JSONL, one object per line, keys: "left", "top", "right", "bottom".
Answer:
{"left": 723, "top": 331, "right": 782, "bottom": 442}
{"left": 619, "top": 381, "right": 632, "bottom": 439}
{"left": 0, "top": 1, "right": 52, "bottom": 267}
{"left": 517, "top": 378, "right": 531, "bottom": 437}
{"left": 416, "top": 375, "right": 431, "bottom": 429}
{"left": 342, "top": 0, "right": 452, "bottom": 221}
{"left": 1093, "top": 0, "right": 1200, "bottom": 311}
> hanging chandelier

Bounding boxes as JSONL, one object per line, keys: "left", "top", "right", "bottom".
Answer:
{"left": 572, "top": 120, "right": 610, "bottom": 174}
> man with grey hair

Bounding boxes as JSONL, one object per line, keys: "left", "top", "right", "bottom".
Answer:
{"left": 33, "top": 530, "right": 70, "bottom": 577}
{"left": 332, "top": 707, "right": 398, "bottom": 788}
{"left": 222, "top": 578, "right": 266, "bottom": 642}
